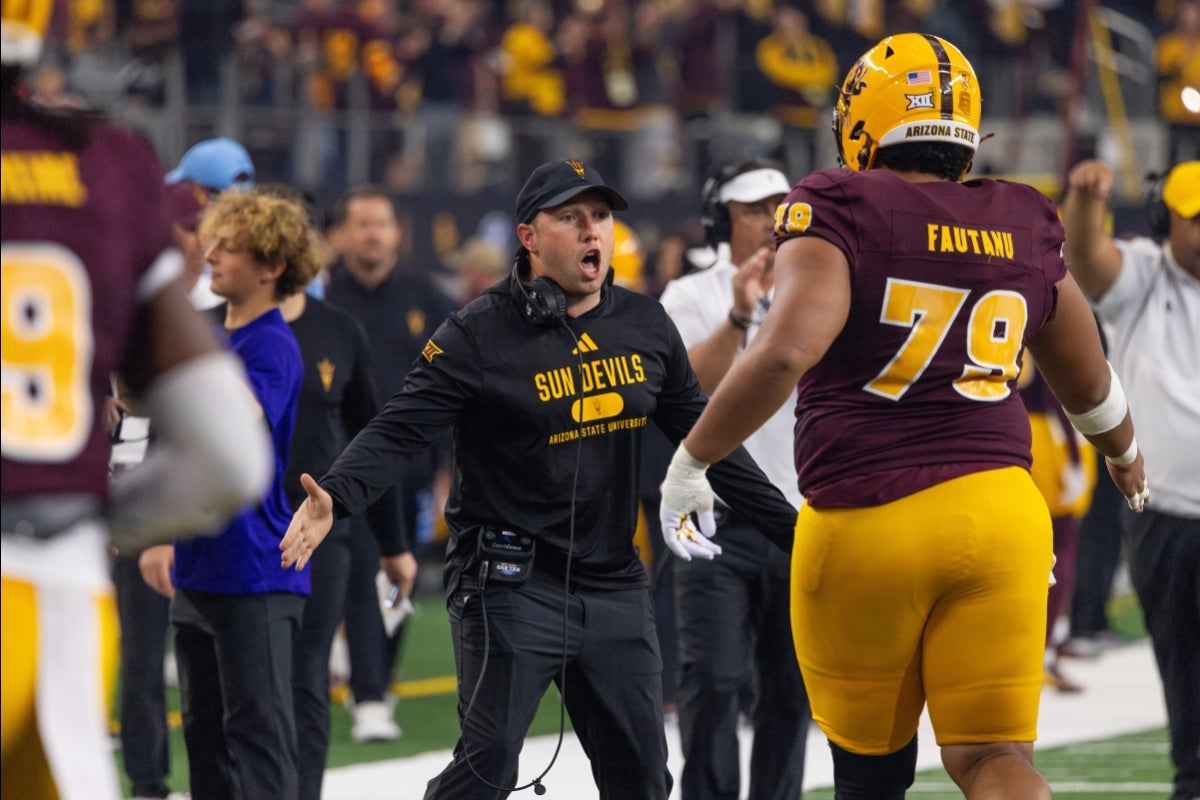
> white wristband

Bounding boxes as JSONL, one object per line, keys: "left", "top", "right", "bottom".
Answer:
{"left": 1106, "top": 438, "right": 1138, "bottom": 466}
{"left": 1065, "top": 363, "right": 1128, "bottom": 436}
{"left": 670, "top": 443, "right": 710, "bottom": 474}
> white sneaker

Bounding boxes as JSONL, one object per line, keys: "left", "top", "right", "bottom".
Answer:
{"left": 351, "top": 700, "right": 401, "bottom": 743}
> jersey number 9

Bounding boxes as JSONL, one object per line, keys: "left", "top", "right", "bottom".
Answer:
{"left": 1, "top": 243, "right": 94, "bottom": 462}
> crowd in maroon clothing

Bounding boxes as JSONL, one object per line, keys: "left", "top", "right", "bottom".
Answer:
{"left": 38, "top": 1, "right": 1168, "bottom": 119}
{"left": 28, "top": 0, "right": 1178, "bottom": 199}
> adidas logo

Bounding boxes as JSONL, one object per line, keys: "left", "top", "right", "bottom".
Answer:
{"left": 572, "top": 333, "right": 599, "bottom": 355}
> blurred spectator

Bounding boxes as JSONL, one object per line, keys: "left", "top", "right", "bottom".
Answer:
{"left": 324, "top": 184, "right": 457, "bottom": 742}
{"left": 1061, "top": 457, "right": 1128, "bottom": 658}
{"left": 1063, "top": 157, "right": 1200, "bottom": 800}
{"left": 166, "top": 182, "right": 223, "bottom": 308}
{"left": 119, "top": 0, "right": 181, "bottom": 106}
{"left": 402, "top": 0, "right": 498, "bottom": 191}
{"left": 113, "top": 143, "right": 254, "bottom": 800}
{"left": 165, "top": 136, "right": 256, "bottom": 191}
{"left": 755, "top": 3, "right": 838, "bottom": 179}
{"left": 443, "top": 234, "right": 510, "bottom": 304}
{"left": 728, "top": 1, "right": 772, "bottom": 117}
{"left": 497, "top": 0, "right": 568, "bottom": 182}
{"left": 559, "top": 5, "right": 641, "bottom": 187}
{"left": 254, "top": 181, "right": 413, "bottom": 800}
{"left": 139, "top": 189, "right": 315, "bottom": 800}
{"left": 293, "top": 0, "right": 408, "bottom": 192}
{"left": 179, "top": 0, "right": 241, "bottom": 104}
{"left": 1018, "top": 359, "right": 1096, "bottom": 694}
{"left": 498, "top": 0, "right": 564, "bottom": 118}
{"left": 674, "top": 1, "right": 724, "bottom": 121}
{"left": 1156, "top": 0, "right": 1200, "bottom": 166}
{"left": 645, "top": 218, "right": 710, "bottom": 299}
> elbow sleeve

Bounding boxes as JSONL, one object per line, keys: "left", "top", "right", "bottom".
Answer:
{"left": 108, "top": 352, "right": 273, "bottom": 553}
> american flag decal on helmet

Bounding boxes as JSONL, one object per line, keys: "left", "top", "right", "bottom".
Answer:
{"left": 906, "top": 70, "right": 932, "bottom": 85}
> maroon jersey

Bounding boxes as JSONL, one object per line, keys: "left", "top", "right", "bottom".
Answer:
{"left": 776, "top": 167, "right": 1067, "bottom": 507}
{"left": 2, "top": 114, "right": 173, "bottom": 500}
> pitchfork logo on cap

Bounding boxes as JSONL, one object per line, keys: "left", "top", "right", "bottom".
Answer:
{"left": 567, "top": 160, "right": 586, "bottom": 179}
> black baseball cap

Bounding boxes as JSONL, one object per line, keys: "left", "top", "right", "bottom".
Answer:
{"left": 515, "top": 159, "right": 628, "bottom": 225}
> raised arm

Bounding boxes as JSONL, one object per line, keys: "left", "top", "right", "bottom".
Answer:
{"left": 1062, "top": 160, "right": 1126, "bottom": 300}
{"left": 682, "top": 246, "right": 771, "bottom": 395}
{"left": 682, "top": 234, "right": 850, "bottom": 464}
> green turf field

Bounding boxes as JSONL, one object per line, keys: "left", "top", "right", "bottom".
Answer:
{"left": 114, "top": 591, "right": 1172, "bottom": 798}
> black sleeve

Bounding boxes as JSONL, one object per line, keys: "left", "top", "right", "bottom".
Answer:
{"left": 650, "top": 319, "right": 798, "bottom": 553}
{"left": 320, "top": 314, "right": 478, "bottom": 519}
{"left": 339, "top": 316, "right": 383, "bottom": 440}
{"left": 336, "top": 317, "right": 410, "bottom": 554}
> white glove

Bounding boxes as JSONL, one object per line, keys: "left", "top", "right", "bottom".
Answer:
{"left": 659, "top": 444, "right": 721, "bottom": 561}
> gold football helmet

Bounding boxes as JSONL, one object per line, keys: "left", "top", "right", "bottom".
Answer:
{"left": 833, "top": 33, "right": 982, "bottom": 173}
{"left": 1, "top": 0, "right": 55, "bottom": 65}
{"left": 610, "top": 219, "right": 644, "bottom": 290}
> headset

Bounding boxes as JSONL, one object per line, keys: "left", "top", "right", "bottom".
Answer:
{"left": 509, "top": 248, "right": 617, "bottom": 326}
{"left": 1145, "top": 171, "right": 1170, "bottom": 238}
{"left": 510, "top": 250, "right": 568, "bottom": 326}
{"left": 699, "top": 157, "right": 788, "bottom": 248}
{"left": 699, "top": 162, "right": 744, "bottom": 248}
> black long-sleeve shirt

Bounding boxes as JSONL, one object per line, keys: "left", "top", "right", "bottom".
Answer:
{"left": 284, "top": 297, "right": 408, "bottom": 554}
{"left": 321, "top": 282, "right": 797, "bottom": 593}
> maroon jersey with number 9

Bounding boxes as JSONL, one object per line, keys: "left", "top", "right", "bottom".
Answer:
{"left": 2, "top": 115, "right": 174, "bottom": 501}
{"left": 774, "top": 167, "right": 1067, "bottom": 508}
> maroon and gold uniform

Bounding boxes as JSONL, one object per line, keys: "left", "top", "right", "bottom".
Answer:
{"left": 2, "top": 118, "right": 174, "bottom": 501}
{"left": 2, "top": 109, "right": 175, "bottom": 800}
{"left": 778, "top": 167, "right": 1066, "bottom": 508}
{"left": 775, "top": 166, "right": 1067, "bottom": 754}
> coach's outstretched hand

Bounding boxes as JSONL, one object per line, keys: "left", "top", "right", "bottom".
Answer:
{"left": 659, "top": 444, "right": 721, "bottom": 561}
{"left": 281, "top": 473, "right": 334, "bottom": 571}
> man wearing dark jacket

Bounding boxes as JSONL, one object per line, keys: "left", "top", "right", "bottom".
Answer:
{"left": 283, "top": 159, "right": 797, "bottom": 800}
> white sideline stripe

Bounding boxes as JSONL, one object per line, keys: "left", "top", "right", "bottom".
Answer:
{"left": 1062, "top": 741, "right": 1170, "bottom": 754}
{"left": 1048, "top": 783, "right": 1175, "bottom": 792}
{"left": 914, "top": 780, "right": 1175, "bottom": 792}
{"left": 323, "top": 641, "right": 1166, "bottom": 800}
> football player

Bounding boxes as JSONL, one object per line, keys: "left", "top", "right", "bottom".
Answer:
{"left": 661, "top": 33, "right": 1148, "bottom": 800}
{"left": 1, "top": 2, "right": 270, "bottom": 798}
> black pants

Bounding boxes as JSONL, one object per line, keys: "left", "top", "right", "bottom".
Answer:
{"left": 292, "top": 520, "right": 351, "bottom": 800}
{"left": 113, "top": 554, "right": 172, "bottom": 798}
{"left": 675, "top": 511, "right": 810, "bottom": 800}
{"left": 424, "top": 571, "right": 672, "bottom": 800}
{"left": 172, "top": 589, "right": 305, "bottom": 800}
{"left": 1124, "top": 508, "right": 1200, "bottom": 800}
{"left": 345, "top": 488, "right": 405, "bottom": 704}
{"left": 1069, "top": 463, "right": 1124, "bottom": 639}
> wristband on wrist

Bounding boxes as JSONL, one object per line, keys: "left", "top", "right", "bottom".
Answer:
{"left": 728, "top": 309, "right": 751, "bottom": 331}
{"left": 1065, "top": 363, "right": 1127, "bottom": 435}
{"left": 1106, "top": 438, "right": 1138, "bottom": 466}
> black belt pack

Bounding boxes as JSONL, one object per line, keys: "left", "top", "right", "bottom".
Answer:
{"left": 476, "top": 527, "right": 535, "bottom": 585}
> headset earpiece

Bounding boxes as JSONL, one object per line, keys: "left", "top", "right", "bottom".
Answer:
{"left": 1145, "top": 172, "right": 1170, "bottom": 238}
{"left": 510, "top": 257, "right": 567, "bottom": 326}
{"left": 700, "top": 166, "right": 736, "bottom": 248}
{"left": 700, "top": 159, "right": 788, "bottom": 248}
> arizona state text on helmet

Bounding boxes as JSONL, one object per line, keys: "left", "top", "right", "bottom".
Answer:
{"left": 833, "top": 33, "right": 981, "bottom": 172}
